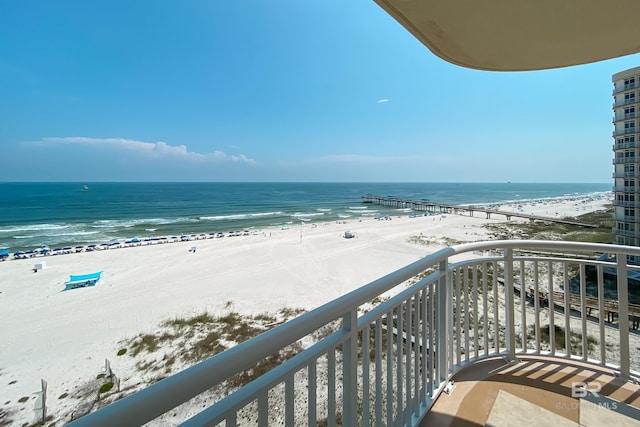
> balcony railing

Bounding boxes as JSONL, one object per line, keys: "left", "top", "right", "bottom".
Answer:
{"left": 613, "top": 157, "right": 638, "bottom": 164}
{"left": 613, "top": 227, "right": 640, "bottom": 238}
{"left": 613, "top": 113, "right": 637, "bottom": 123}
{"left": 613, "top": 128, "right": 638, "bottom": 137}
{"left": 613, "top": 199, "right": 640, "bottom": 207}
{"left": 613, "top": 83, "right": 637, "bottom": 95}
{"left": 613, "top": 141, "right": 639, "bottom": 150}
{"left": 67, "top": 240, "right": 640, "bottom": 427}
{"left": 612, "top": 171, "right": 640, "bottom": 178}
{"left": 614, "top": 98, "right": 639, "bottom": 108}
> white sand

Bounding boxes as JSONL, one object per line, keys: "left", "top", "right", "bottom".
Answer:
{"left": 0, "top": 193, "right": 611, "bottom": 425}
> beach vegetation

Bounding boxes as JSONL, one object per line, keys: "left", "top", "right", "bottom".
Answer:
{"left": 17, "top": 396, "right": 29, "bottom": 403}
{"left": 96, "top": 373, "right": 106, "bottom": 379}
{"left": 58, "top": 392, "right": 68, "bottom": 399}
{"left": 317, "top": 410, "right": 343, "bottom": 426}
{"left": 253, "top": 312, "right": 278, "bottom": 323}
{"left": 278, "top": 307, "right": 306, "bottom": 318}
{"left": 130, "top": 334, "right": 161, "bottom": 356}
{"left": 161, "top": 312, "right": 215, "bottom": 329}
{"left": 485, "top": 207, "right": 614, "bottom": 244}
{"left": 117, "top": 348, "right": 127, "bottom": 356}
{"left": 99, "top": 382, "right": 114, "bottom": 394}
{"left": 0, "top": 408, "right": 12, "bottom": 427}
{"left": 533, "top": 324, "right": 597, "bottom": 354}
{"left": 225, "top": 341, "right": 303, "bottom": 392}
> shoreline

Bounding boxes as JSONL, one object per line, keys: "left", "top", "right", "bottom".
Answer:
{"left": 0, "top": 192, "right": 612, "bottom": 259}
{"left": 0, "top": 194, "right": 612, "bottom": 425}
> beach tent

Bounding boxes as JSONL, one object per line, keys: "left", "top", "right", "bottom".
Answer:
{"left": 0, "top": 249, "right": 9, "bottom": 260}
{"left": 64, "top": 271, "right": 103, "bottom": 291}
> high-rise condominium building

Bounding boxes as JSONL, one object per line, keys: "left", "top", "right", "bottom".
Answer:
{"left": 613, "top": 66, "right": 640, "bottom": 260}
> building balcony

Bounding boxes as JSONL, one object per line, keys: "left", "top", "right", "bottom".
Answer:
{"left": 613, "top": 228, "right": 640, "bottom": 238}
{"left": 614, "top": 98, "right": 639, "bottom": 108}
{"left": 613, "top": 186, "right": 638, "bottom": 193}
{"left": 614, "top": 213, "right": 638, "bottom": 222}
{"left": 612, "top": 171, "right": 640, "bottom": 178}
{"left": 613, "top": 199, "right": 640, "bottom": 207}
{"left": 613, "top": 141, "right": 639, "bottom": 150}
{"left": 613, "top": 113, "right": 637, "bottom": 123}
{"left": 613, "top": 158, "right": 638, "bottom": 164}
{"left": 67, "top": 241, "right": 640, "bottom": 427}
{"left": 613, "top": 128, "right": 638, "bottom": 137}
{"left": 613, "top": 83, "right": 637, "bottom": 95}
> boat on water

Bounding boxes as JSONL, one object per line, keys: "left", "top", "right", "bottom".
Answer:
{"left": 81, "top": 185, "right": 89, "bottom": 191}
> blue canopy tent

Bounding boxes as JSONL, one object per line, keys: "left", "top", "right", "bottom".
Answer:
{"left": 0, "top": 249, "right": 9, "bottom": 261}
{"left": 64, "top": 271, "right": 103, "bottom": 291}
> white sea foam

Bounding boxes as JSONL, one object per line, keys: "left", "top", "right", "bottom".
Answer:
{"left": 0, "top": 224, "right": 69, "bottom": 233}
{"left": 200, "top": 211, "right": 283, "bottom": 221}
{"left": 291, "top": 212, "right": 325, "bottom": 218}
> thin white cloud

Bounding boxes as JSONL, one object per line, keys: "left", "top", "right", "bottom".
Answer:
{"left": 376, "top": 99, "right": 389, "bottom": 103}
{"left": 34, "top": 137, "right": 256, "bottom": 164}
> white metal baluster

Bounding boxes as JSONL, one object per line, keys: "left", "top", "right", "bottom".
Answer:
{"left": 493, "top": 261, "right": 499, "bottom": 355}
{"left": 308, "top": 362, "right": 317, "bottom": 426}
{"left": 563, "top": 262, "right": 571, "bottom": 357}
{"left": 617, "top": 254, "right": 631, "bottom": 378}
{"left": 597, "top": 265, "right": 606, "bottom": 365}
{"left": 472, "top": 265, "right": 479, "bottom": 359}
{"left": 580, "top": 263, "right": 588, "bottom": 360}
{"left": 375, "top": 319, "right": 383, "bottom": 426}
{"left": 258, "top": 390, "right": 268, "bottom": 427}
{"left": 342, "top": 310, "right": 358, "bottom": 427}
{"left": 549, "top": 261, "right": 555, "bottom": 355}
{"left": 285, "top": 375, "right": 294, "bottom": 426}
{"left": 464, "top": 266, "right": 470, "bottom": 360}
{"left": 533, "top": 261, "right": 540, "bottom": 353}
{"left": 520, "top": 259, "right": 526, "bottom": 353}
{"left": 362, "top": 324, "right": 370, "bottom": 427}
{"left": 504, "top": 248, "right": 516, "bottom": 361}
{"left": 482, "top": 263, "right": 489, "bottom": 357}
{"left": 328, "top": 351, "right": 336, "bottom": 427}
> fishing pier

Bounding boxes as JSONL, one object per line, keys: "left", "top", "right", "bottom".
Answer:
{"left": 361, "top": 194, "right": 598, "bottom": 228}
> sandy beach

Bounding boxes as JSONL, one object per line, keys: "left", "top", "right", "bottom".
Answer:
{"left": 0, "top": 194, "right": 612, "bottom": 425}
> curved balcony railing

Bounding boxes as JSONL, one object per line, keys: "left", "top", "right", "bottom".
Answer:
{"left": 67, "top": 240, "right": 640, "bottom": 427}
{"left": 613, "top": 141, "right": 639, "bottom": 150}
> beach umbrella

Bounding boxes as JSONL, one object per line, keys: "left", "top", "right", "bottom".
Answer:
{"left": 0, "top": 249, "right": 9, "bottom": 256}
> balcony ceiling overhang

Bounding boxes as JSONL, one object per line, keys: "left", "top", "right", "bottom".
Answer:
{"left": 373, "top": 0, "right": 640, "bottom": 71}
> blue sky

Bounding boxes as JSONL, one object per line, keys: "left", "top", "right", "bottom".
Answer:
{"left": 1, "top": 1, "right": 639, "bottom": 183}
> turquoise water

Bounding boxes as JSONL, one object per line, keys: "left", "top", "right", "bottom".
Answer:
{"left": 0, "top": 182, "right": 610, "bottom": 252}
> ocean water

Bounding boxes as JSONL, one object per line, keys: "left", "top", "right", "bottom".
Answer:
{"left": 0, "top": 182, "right": 611, "bottom": 252}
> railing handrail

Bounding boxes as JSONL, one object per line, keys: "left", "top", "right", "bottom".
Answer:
{"left": 67, "top": 240, "right": 640, "bottom": 426}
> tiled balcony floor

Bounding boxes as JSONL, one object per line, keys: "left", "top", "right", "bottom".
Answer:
{"left": 420, "top": 355, "right": 640, "bottom": 426}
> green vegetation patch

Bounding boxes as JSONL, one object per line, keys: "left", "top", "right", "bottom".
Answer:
{"left": 486, "top": 207, "right": 614, "bottom": 244}
{"left": 533, "top": 324, "right": 597, "bottom": 355}
{"left": 99, "top": 382, "right": 114, "bottom": 394}
{"left": 124, "top": 308, "right": 309, "bottom": 374}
